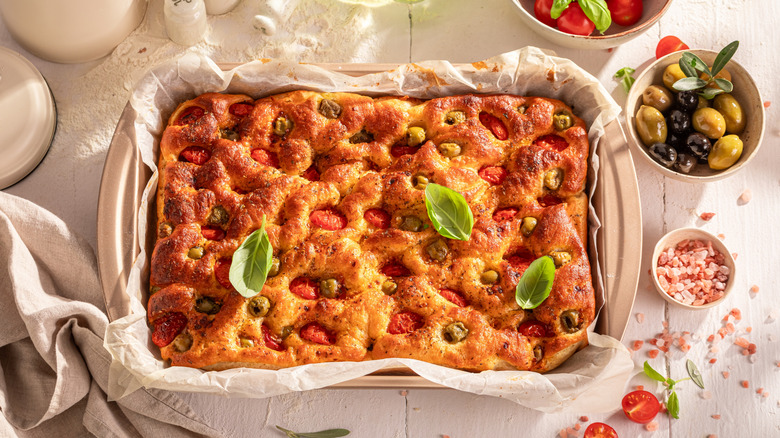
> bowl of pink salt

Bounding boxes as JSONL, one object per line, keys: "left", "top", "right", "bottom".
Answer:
{"left": 651, "top": 228, "right": 735, "bottom": 309}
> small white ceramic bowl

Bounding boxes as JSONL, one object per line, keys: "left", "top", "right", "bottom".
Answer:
{"left": 511, "top": 0, "right": 674, "bottom": 50}
{"left": 626, "top": 49, "right": 765, "bottom": 182}
{"left": 651, "top": 228, "right": 735, "bottom": 309}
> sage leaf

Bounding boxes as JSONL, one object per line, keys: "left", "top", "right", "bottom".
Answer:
{"left": 230, "top": 216, "right": 273, "bottom": 298}
{"left": 686, "top": 359, "right": 705, "bottom": 389}
{"left": 276, "top": 426, "right": 351, "bottom": 438}
{"left": 673, "top": 77, "right": 707, "bottom": 91}
{"left": 681, "top": 52, "right": 710, "bottom": 75}
{"left": 714, "top": 78, "right": 733, "bottom": 93}
{"left": 667, "top": 391, "right": 680, "bottom": 419}
{"left": 551, "top": 0, "right": 573, "bottom": 19}
{"left": 643, "top": 361, "right": 666, "bottom": 383}
{"left": 424, "top": 183, "right": 473, "bottom": 241}
{"left": 711, "top": 40, "right": 739, "bottom": 77}
{"left": 699, "top": 87, "right": 725, "bottom": 100}
{"left": 578, "top": 0, "right": 612, "bottom": 34}
{"left": 515, "top": 256, "right": 556, "bottom": 309}
{"left": 615, "top": 67, "right": 636, "bottom": 94}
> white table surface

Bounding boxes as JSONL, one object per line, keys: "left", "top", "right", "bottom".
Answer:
{"left": 2, "top": 0, "right": 779, "bottom": 436}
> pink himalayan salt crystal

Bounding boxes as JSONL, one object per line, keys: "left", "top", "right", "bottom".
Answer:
{"left": 636, "top": 313, "right": 645, "bottom": 323}
{"left": 739, "top": 189, "right": 752, "bottom": 204}
{"left": 700, "top": 212, "right": 716, "bottom": 221}
{"left": 645, "top": 421, "right": 659, "bottom": 431}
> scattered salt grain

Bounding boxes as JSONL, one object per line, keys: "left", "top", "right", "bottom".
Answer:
{"left": 722, "top": 371, "right": 730, "bottom": 379}
{"left": 700, "top": 390, "right": 712, "bottom": 399}
{"left": 767, "top": 309, "right": 779, "bottom": 323}
{"left": 579, "top": 416, "right": 589, "bottom": 423}
{"left": 648, "top": 350, "right": 660, "bottom": 358}
{"left": 636, "top": 313, "right": 645, "bottom": 323}
{"left": 738, "top": 189, "right": 752, "bottom": 204}
{"left": 749, "top": 355, "right": 758, "bottom": 363}
{"left": 717, "top": 233, "right": 726, "bottom": 240}
{"left": 645, "top": 421, "right": 659, "bottom": 431}
{"left": 632, "top": 340, "right": 644, "bottom": 351}
{"left": 252, "top": 15, "right": 277, "bottom": 35}
{"left": 711, "top": 414, "right": 721, "bottom": 420}
{"left": 700, "top": 212, "right": 716, "bottom": 221}
{"left": 741, "top": 380, "right": 749, "bottom": 388}
{"left": 707, "top": 435, "right": 718, "bottom": 438}
{"left": 400, "top": 390, "right": 408, "bottom": 396}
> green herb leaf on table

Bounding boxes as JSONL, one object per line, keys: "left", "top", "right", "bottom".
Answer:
{"left": 230, "top": 216, "right": 273, "bottom": 298}
{"left": 615, "top": 67, "right": 636, "bottom": 94}
{"left": 666, "top": 391, "right": 680, "bottom": 419}
{"left": 643, "top": 361, "right": 666, "bottom": 382}
{"left": 424, "top": 183, "right": 473, "bottom": 241}
{"left": 686, "top": 359, "right": 705, "bottom": 389}
{"left": 578, "top": 0, "right": 612, "bottom": 34}
{"left": 551, "top": 0, "right": 574, "bottom": 19}
{"left": 276, "top": 426, "right": 351, "bottom": 438}
{"left": 515, "top": 256, "right": 556, "bottom": 310}
{"left": 711, "top": 40, "right": 739, "bottom": 77}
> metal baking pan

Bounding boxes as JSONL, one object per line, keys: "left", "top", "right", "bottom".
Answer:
{"left": 96, "top": 63, "right": 642, "bottom": 389}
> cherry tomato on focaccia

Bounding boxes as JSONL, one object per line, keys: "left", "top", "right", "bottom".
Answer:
{"left": 622, "top": 390, "right": 661, "bottom": 424}
{"left": 607, "top": 0, "right": 643, "bottom": 26}
{"left": 310, "top": 209, "right": 348, "bottom": 231}
{"left": 229, "top": 102, "right": 253, "bottom": 117}
{"left": 179, "top": 146, "right": 211, "bottom": 165}
{"left": 518, "top": 320, "right": 549, "bottom": 337}
{"left": 174, "top": 106, "right": 205, "bottom": 125}
{"left": 364, "top": 208, "right": 391, "bottom": 229}
{"left": 300, "top": 322, "right": 336, "bottom": 345}
{"left": 534, "top": 134, "right": 569, "bottom": 152}
{"left": 439, "top": 289, "right": 469, "bottom": 307}
{"left": 289, "top": 277, "right": 319, "bottom": 300}
{"left": 557, "top": 2, "right": 596, "bottom": 36}
{"left": 479, "top": 112, "right": 509, "bottom": 140}
{"left": 381, "top": 263, "right": 411, "bottom": 277}
{"left": 479, "top": 166, "right": 508, "bottom": 185}
{"left": 583, "top": 422, "right": 618, "bottom": 438}
{"left": 492, "top": 207, "right": 519, "bottom": 222}
{"left": 151, "top": 312, "right": 187, "bottom": 347}
{"left": 250, "top": 148, "right": 279, "bottom": 168}
{"left": 387, "top": 311, "right": 424, "bottom": 335}
{"left": 214, "top": 258, "right": 232, "bottom": 289}
{"left": 262, "top": 324, "right": 284, "bottom": 351}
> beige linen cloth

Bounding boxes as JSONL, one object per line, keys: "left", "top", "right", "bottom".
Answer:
{"left": 0, "top": 192, "right": 222, "bottom": 437}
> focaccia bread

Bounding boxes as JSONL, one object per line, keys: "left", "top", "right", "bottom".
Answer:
{"left": 148, "top": 90, "right": 595, "bottom": 372}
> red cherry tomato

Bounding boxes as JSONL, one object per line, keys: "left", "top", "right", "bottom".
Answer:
{"left": 387, "top": 311, "right": 424, "bottom": 335}
{"left": 583, "top": 422, "right": 618, "bottom": 438}
{"left": 656, "top": 36, "right": 689, "bottom": 59}
{"left": 534, "top": 0, "right": 557, "bottom": 28}
{"left": 606, "top": 0, "right": 643, "bottom": 27}
{"left": 518, "top": 320, "right": 549, "bottom": 337}
{"left": 622, "top": 390, "right": 661, "bottom": 424}
{"left": 439, "top": 289, "right": 469, "bottom": 307}
{"left": 557, "top": 3, "right": 595, "bottom": 36}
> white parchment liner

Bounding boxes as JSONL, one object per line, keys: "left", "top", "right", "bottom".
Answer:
{"left": 104, "top": 47, "right": 633, "bottom": 412}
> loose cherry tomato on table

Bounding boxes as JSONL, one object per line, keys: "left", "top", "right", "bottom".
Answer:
{"left": 583, "top": 422, "right": 618, "bottom": 438}
{"left": 656, "top": 35, "right": 689, "bottom": 59}
{"left": 557, "top": 3, "right": 596, "bottom": 36}
{"left": 622, "top": 390, "right": 662, "bottom": 424}
{"left": 534, "top": 0, "right": 557, "bottom": 28}
{"left": 606, "top": 0, "right": 643, "bottom": 27}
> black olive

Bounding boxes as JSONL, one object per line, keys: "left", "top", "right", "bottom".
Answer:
{"left": 667, "top": 132, "right": 687, "bottom": 152}
{"left": 685, "top": 133, "right": 712, "bottom": 162}
{"left": 674, "top": 153, "right": 696, "bottom": 174}
{"left": 648, "top": 143, "right": 678, "bottom": 168}
{"left": 676, "top": 90, "right": 699, "bottom": 113}
{"left": 668, "top": 109, "right": 691, "bottom": 135}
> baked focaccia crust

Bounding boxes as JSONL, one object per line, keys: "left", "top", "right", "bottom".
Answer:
{"left": 148, "top": 91, "right": 595, "bottom": 372}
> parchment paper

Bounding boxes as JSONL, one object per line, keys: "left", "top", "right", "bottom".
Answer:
{"left": 104, "top": 47, "right": 633, "bottom": 413}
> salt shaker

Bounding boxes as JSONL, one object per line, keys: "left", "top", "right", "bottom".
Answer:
{"left": 164, "top": 0, "right": 208, "bottom": 46}
{"left": 204, "top": 0, "right": 241, "bottom": 15}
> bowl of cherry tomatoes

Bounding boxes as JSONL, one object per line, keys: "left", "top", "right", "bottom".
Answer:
{"left": 511, "top": 0, "right": 675, "bottom": 49}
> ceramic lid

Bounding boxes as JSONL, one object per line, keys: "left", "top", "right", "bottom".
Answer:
{"left": 0, "top": 46, "right": 56, "bottom": 189}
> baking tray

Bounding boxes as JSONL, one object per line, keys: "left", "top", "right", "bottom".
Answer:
{"left": 96, "top": 63, "right": 642, "bottom": 389}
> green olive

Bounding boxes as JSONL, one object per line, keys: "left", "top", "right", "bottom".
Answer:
{"left": 480, "top": 270, "right": 499, "bottom": 284}
{"left": 268, "top": 257, "right": 281, "bottom": 277}
{"left": 412, "top": 174, "right": 429, "bottom": 190}
{"left": 533, "top": 345, "right": 543, "bottom": 361}
{"left": 662, "top": 64, "right": 686, "bottom": 89}
{"left": 693, "top": 107, "right": 727, "bottom": 139}
{"left": 713, "top": 94, "right": 746, "bottom": 134}
{"left": 406, "top": 126, "right": 426, "bottom": 147}
{"left": 319, "top": 278, "right": 340, "bottom": 298}
{"left": 220, "top": 127, "right": 239, "bottom": 141}
{"left": 150, "top": 286, "right": 161, "bottom": 295}
{"left": 239, "top": 337, "right": 254, "bottom": 348}
{"left": 318, "top": 98, "right": 342, "bottom": 119}
{"left": 697, "top": 95, "right": 709, "bottom": 110}
{"left": 207, "top": 205, "right": 229, "bottom": 226}
{"left": 641, "top": 85, "right": 673, "bottom": 113}
{"left": 426, "top": 239, "right": 449, "bottom": 262}
{"left": 550, "top": 250, "right": 572, "bottom": 268}
{"left": 247, "top": 295, "right": 272, "bottom": 317}
{"left": 195, "top": 296, "right": 220, "bottom": 314}
{"left": 708, "top": 135, "right": 743, "bottom": 170}
{"left": 172, "top": 333, "right": 193, "bottom": 352}
{"left": 158, "top": 222, "right": 173, "bottom": 238}
{"left": 517, "top": 105, "right": 527, "bottom": 114}
{"left": 399, "top": 215, "right": 423, "bottom": 232}
{"left": 445, "top": 110, "right": 466, "bottom": 125}
{"left": 188, "top": 246, "right": 204, "bottom": 260}
{"left": 349, "top": 129, "right": 374, "bottom": 144}
{"left": 521, "top": 217, "right": 538, "bottom": 236}
{"left": 280, "top": 326, "right": 293, "bottom": 339}
{"left": 543, "top": 169, "right": 562, "bottom": 190}
{"left": 273, "top": 116, "right": 293, "bottom": 136}
{"left": 553, "top": 113, "right": 573, "bottom": 131}
{"left": 442, "top": 322, "right": 468, "bottom": 343}
{"left": 381, "top": 280, "right": 398, "bottom": 295}
{"left": 437, "top": 142, "right": 462, "bottom": 158}
{"left": 560, "top": 309, "right": 580, "bottom": 333}
{"left": 635, "top": 105, "right": 668, "bottom": 147}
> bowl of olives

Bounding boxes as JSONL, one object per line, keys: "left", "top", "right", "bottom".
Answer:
{"left": 626, "top": 48, "right": 765, "bottom": 182}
